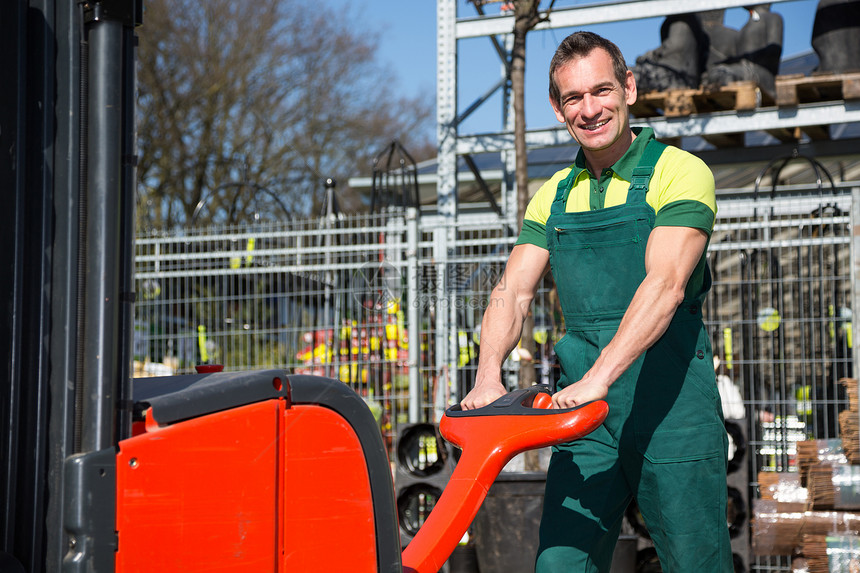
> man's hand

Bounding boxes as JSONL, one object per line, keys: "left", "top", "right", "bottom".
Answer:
{"left": 551, "top": 378, "right": 610, "bottom": 409}
{"left": 458, "top": 244, "right": 548, "bottom": 411}
{"left": 460, "top": 381, "right": 507, "bottom": 410}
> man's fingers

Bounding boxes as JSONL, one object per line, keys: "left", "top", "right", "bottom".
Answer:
{"left": 461, "top": 394, "right": 493, "bottom": 410}
{"left": 552, "top": 394, "right": 578, "bottom": 410}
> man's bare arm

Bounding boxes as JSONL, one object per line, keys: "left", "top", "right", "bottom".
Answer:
{"left": 460, "top": 243, "right": 550, "bottom": 409}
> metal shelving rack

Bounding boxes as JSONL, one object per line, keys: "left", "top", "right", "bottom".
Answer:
{"left": 436, "top": 0, "right": 860, "bottom": 222}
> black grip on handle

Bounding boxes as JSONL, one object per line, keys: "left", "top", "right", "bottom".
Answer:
{"left": 446, "top": 385, "right": 556, "bottom": 417}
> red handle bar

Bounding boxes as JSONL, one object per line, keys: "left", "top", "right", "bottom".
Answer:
{"left": 401, "top": 386, "right": 608, "bottom": 573}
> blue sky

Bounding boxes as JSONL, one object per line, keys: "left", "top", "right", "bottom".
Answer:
{"left": 328, "top": 0, "right": 820, "bottom": 136}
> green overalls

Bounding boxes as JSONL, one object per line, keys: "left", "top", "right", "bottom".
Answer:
{"left": 535, "top": 140, "right": 733, "bottom": 573}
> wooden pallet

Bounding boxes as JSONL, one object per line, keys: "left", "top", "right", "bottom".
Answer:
{"left": 775, "top": 71, "right": 860, "bottom": 106}
{"left": 630, "top": 81, "right": 774, "bottom": 118}
{"left": 765, "top": 124, "right": 831, "bottom": 144}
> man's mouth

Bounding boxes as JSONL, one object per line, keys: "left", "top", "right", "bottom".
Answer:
{"left": 581, "top": 119, "right": 609, "bottom": 131}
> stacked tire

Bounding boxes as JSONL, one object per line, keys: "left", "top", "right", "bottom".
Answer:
{"left": 393, "top": 424, "right": 455, "bottom": 552}
{"left": 725, "top": 418, "right": 750, "bottom": 573}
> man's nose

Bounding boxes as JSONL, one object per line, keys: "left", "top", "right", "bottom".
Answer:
{"left": 581, "top": 94, "right": 601, "bottom": 118}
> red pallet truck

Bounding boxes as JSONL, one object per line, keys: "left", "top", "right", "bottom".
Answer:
{"left": 93, "top": 372, "right": 606, "bottom": 572}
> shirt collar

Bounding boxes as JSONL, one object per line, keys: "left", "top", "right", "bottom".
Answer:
{"left": 570, "top": 127, "right": 656, "bottom": 182}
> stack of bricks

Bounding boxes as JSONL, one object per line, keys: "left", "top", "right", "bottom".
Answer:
{"left": 802, "top": 381, "right": 860, "bottom": 571}
{"left": 753, "top": 378, "right": 860, "bottom": 570}
{"left": 801, "top": 534, "right": 860, "bottom": 573}
{"left": 839, "top": 378, "right": 859, "bottom": 464}
{"left": 753, "top": 468, "right": 860, "bottom": 563}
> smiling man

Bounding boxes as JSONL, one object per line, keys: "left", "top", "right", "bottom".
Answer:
{"left": 460, "top": 31, "right": 732, "bottom": 572}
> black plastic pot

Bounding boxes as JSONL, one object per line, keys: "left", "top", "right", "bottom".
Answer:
{"left": 472, "top": 472, "right": 636, "bottom": 572}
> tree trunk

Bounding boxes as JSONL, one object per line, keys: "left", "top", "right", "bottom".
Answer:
{"left": 512, "top": 0, "right": 542, "bottom": 472}
{"left": 512, "top": 0, "right": 540, "bottom": 392}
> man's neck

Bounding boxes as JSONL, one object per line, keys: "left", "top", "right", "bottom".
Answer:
{"left": 583, "top": 129, "right": 636, "bottom": 175}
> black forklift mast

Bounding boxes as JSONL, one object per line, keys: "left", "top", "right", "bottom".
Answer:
{"left": 0, "top": 1, "right": 141, "bottom": 571}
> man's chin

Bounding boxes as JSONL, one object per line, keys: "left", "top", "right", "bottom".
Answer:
{"left": 573, "top": 128, "right": 612, "bottom": 148}
{"left": 576, "top": 136, "right": 613, "bottom": 152}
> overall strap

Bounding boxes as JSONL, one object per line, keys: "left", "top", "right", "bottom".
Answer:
{"left": 550, "top": 137, "right": 668, "bottom": 214}
{"left": 550, "top": 167, "right": 580, "bottom": 215}
{"left": 626, "top": 139, "right": 667, "bottom": 205}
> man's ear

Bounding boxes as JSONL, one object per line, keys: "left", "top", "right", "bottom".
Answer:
{"left": 550, "top": 94, "right": 565, "bottom": 123}
{"left": 624, "top": 69, "right": 637, "bottom": 105}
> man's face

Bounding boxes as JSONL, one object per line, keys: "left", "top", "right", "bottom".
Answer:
{"left": 550, "top": 48, "right": 636, "bottom": 157}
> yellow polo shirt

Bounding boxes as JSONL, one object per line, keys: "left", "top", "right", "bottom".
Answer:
{"left": 516, "top": 127, "right": 716, "bottom": 301}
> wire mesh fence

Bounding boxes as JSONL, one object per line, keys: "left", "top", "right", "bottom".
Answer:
{"left": 135, "top": 213, "right": 412, "bottom": 447}
{"left": 134, "top": 183, "right": 860, "bottom": 572}
{"left": 707, "top": 188, "right": 853, "bottom": 471}
{"left": 706, "top": 184, "right": 856, "bottom": 573}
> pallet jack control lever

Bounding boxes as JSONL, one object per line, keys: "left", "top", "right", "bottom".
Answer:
{"left": 400, "top": 385, "right": 609, "bottom": 573}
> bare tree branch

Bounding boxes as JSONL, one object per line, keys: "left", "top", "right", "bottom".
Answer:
{"left": 137, "top": 0, "right": 434, "bottom": 230}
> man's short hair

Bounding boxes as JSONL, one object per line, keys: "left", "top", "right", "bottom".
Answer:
{"left": 549, "top": 31, "right": 629, "bottom": 106}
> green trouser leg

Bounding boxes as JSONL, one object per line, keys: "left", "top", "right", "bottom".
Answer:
{"left": 634, "top": 447, "right": 733, "bottom": 572}
{"left": 535, "top": 432, "right": 733, "bottom": 573}
{"left": 535, "top": 434, "right": 630, "bottom": 573}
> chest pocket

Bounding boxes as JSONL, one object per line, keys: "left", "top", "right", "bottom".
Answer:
{"left": 548, "top": 205, "right": 654, "bottom": 324}
{"left": 545, "top": 139, "right": 666, "bottom": 326}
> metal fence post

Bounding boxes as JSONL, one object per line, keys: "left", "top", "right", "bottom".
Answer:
{"left": 433, "top": 227, "right": 449, "bottom": 421}
{"left": 448, "top": 226, "right": 459, "bottom": 408}
{"left": 406, "top": 208, "right": 421, "bottom": 423}
{"left": 322, "top": 182, "right": 334, "bottom": 379}
{"left": 852, "top": 186, "right": 860, "bottom": 433}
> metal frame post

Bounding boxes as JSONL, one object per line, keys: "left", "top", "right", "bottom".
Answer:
{"left": 406, "top": 208, "right": 421, "bottom": 423}
{"left": 80, "top": 14, "right": 125, "bottom": 453}
{"left": 851, "top": 186, "right": 860, "bottom": 435}
{"left": 436, "top": 0, "right": 459, "bottom": 417}
{"left": 436, "top": 0, "right": 458, "bottom": 220}
{"left": 45, "top": 1, "right": 84, "bottom": 568}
